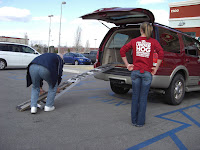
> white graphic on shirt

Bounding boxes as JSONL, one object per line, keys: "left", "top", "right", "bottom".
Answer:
{"left": 136, "top": 40, "right": 151, "bottom": 58}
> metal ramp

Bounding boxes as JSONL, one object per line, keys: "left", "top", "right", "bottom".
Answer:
{"left": 16, "top": 64, "right": 117, "bottom": 112}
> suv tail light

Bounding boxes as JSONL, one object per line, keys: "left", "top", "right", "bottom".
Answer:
{"left": 94, "top": 51, "right": 100, "bottom": 68}
{"left": 94, "top": 60, "right": 100, "bottom": 68}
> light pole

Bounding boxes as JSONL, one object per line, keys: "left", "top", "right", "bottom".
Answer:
{"left": 48, "top": 15, "right": 53, "bottom": 53}
{"left": 58, "top": 1, "right": 66, "bottom": 54}
{"left": 94, "top": 39, "right": 97, "bottom": 48}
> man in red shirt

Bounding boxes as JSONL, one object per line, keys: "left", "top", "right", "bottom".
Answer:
{"left": 120, "top": 22, "right": 164, "bottom": 127}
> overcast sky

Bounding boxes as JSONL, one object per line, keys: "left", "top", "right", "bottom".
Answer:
{"left": 0, "top": 0, "right": 184, "bottom": 48}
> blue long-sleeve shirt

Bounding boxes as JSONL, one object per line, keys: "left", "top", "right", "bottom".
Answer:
{"left": 27, "top": 53, "right": 63, "bottom": 87}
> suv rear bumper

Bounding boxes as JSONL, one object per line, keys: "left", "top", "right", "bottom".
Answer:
{"left": 94, "top": 72, "right": 170, "bottom": 89}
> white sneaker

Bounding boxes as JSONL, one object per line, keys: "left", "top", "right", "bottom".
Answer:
{"left": 31, "top": 107, "right": 37, "bottom": 114}
{"left": 44, "top": 106, "right": 55, "bottom": 112}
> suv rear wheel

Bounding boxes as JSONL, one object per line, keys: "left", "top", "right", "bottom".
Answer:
{"left": 110, "top": 82, "right": 130, "bottom": 94}
{"left": 0, "top": 59, "right": 6, "bottom": 70}
{"left": 165, "top": 74, "right": 185, "bottom": 105}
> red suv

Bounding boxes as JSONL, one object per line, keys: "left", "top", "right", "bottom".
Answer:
{"left": 81, "top": 7, "right": 200, "bottom": 105}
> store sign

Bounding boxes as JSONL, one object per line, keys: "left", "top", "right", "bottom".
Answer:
{"left": 171, "top": 9, "right": 179, "bottom": 13}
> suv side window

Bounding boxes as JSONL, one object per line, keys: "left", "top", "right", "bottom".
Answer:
{"left": 182, "top": 35, "right": 198, "bottom": 57}
{"left": 90, "top": 51, "right": 97, "bottom": 55}
{"left": 158, "top": 27, "right": 180, "bottom": 53}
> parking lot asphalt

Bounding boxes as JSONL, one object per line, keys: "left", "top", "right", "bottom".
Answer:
{"left": 0, "top": 65, "right": 200, "bottom": 150}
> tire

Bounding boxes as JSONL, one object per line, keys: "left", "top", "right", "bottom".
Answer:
{"left": 0, "top": 59, "right": 6, "bottom": 70}
{"left": 110, "top": 81, "right": 130, "bottom": 94}
{"left": 74, "top": 60, "right": 79, "bottom": 65}
{"left": 165, "top": 74, "right": 185, "bottom": 105}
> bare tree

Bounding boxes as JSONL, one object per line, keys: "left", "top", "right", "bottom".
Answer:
{"left": 84, "top": 40, "right": 90, "bottom": 53}
{"left": 30, "top": 40, "right": 48, "bottom": 53}
{"left": 74, "top": 26, "right": 82, "bottom": 53}
{"left": 63, "top": 42, "right": 68, "bottom": 54}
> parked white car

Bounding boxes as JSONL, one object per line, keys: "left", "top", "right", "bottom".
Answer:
{"left": 0, "top": 42, "right": 40, "bottom": 70}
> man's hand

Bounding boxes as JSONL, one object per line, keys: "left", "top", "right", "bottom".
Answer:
{"left": 40, "top": 88, "right": 46, "bottom": 95}
{"left": 56, "top": 88, "right": 60, "bottom": 93}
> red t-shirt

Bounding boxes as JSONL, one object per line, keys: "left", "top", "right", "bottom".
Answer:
{"left": 120, "top": 36, "right": 164, "bottom": 73}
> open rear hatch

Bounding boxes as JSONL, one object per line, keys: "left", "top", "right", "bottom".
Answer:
{"left": 81, "top": 8, "right": 155, "bottom": 77}
{"left": 81, "top": 7, "right": 155, "bottom": 26}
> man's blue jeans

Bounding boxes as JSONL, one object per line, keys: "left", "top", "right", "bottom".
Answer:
{"left": 131, "top": 70, "right": 152, "bottom": 125}
{"left": 29, "top": 64, "right": 58, "bottom": 107}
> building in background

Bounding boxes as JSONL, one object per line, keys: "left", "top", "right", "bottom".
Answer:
{"left": 169, "top": 0, "right": 200, "bottom": 40}
{"left": 0, "top": 36, "right": 29, "bottom": 45}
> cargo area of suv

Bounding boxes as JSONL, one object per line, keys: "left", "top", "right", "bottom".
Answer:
{"left": 81, "top": 7, "right": 200, "bottom": 105}
{"left": 101, "top": 27, "right": 140, "bottom": 65}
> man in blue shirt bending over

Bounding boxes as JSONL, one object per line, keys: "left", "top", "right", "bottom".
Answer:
{"left": 26, "top": 53, "right": 64, "bottom": 114}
